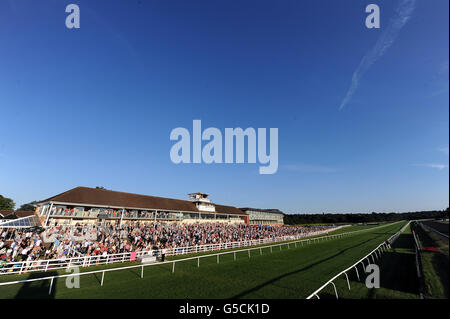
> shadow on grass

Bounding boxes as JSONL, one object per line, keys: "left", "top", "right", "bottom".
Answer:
{"left": 376, "top": 233, "right": 419, "bottom": 295}
{"left": 422, "top": 221, "right": 449, "bottom": 236}
{"left": 414, "top": 225, "right": 436, "bottom": 248}
{"left": 15, "top": 271, "right": 58, "bottom": 299}
{"left": 316, "top": 234, "right": 419, "bottom": 299}
{"left": 429, "top": 252, "right": 449, "bottom": 298}
{"left": 231, "top": 236, "right": 380, "bottom": 299}
{"left": 390, "top": 233, "right": 413, "bottom": 250}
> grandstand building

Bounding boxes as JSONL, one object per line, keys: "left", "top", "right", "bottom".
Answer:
{"left": 239, "top": 208, "right": 284, "bottom": 225}
{"left": 34, "top": 187, "right": 249, "bottom": 226}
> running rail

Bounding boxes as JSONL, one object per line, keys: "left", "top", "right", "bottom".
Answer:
{"left": 418, "top": 221, "right": 449, "bottom": 239}
{"left": 0, "top": 226, "right": 341, "bottom": 276}
{"left": 306, "top": 220, "right": 410, "bottom": 299}
{"left": 0, "top": 221, "right": 400, "bottom": 293}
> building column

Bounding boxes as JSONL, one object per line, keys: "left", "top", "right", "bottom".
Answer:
{"left": 44, "top": 203, "right": 54, "bottom": 227}
{"left": 40, "top": 205, "right": 47, "bottom": 217}
{"left": 120, "top": 208, "right": 124, "bottom": 225}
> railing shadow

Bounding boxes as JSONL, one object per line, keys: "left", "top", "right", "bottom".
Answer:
{"left": 430, "top": 251, "right": 449, "bottom": 298}
{"left": 15, "top": 271, "right": 58, "bottom": 299}
{"left": 376, "top": 234, "right": 419, "bottom": 295}
{"left": 230, "top": 236, "right": 380, "bottom": 299}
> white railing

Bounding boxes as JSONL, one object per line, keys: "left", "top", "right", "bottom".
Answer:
{"left": 0, "top": 227, "right": 341, "bottom": 276}
{"left": 418, "top": 221, "right": 449, "bottom": 239}
{"left": 306, "top": 221, "right": 408, "bottom": 299}
{"left": 0, "top": 222, "right": 401, "bottom": 298}
{"left": 411, "top": 223, "right": 424, "bottom": 298}
{"left": 0, "top": 223, "right": 389, "bottom": 295}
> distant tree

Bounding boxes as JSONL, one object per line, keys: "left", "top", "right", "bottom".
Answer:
{"left": 18, "top": 201, "right": 38, "bottom": 211}
{"left": 284, "top": 209, "right": 448, "bottom": 225}
{"left": 0, "top": 195, "right": 15, "bottom": 210}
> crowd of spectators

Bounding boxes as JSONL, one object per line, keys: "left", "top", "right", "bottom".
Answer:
{"left": 46, "top": 206, "right": 180, "bottom": 220}
{"left": 0, "top": 222, "right": 335, "bottom": 268}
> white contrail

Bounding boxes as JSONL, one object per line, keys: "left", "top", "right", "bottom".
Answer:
{"left": 414, "top": 163, "right": 449, "bottom": 170}
{"left": 339, "top": 0, "right": 416, "bottom": 110}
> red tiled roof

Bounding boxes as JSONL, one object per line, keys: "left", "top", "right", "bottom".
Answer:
{"left": 40, "top": 187, "right": 246, "bottom": 216}
{"left": 215, "top": 204, "right": 247, "bottom": 216}
{"left": 0, "top": 210, "right": 15, "bottom": 218}
{"left": 14, "top": 211, "right": 36, "bottom": 218}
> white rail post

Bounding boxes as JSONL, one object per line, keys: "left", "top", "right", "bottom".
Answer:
{"left": 234, "top": 252, "right": 236, "bottom": 261}
{"left": 172, "top": 261, "right": 175, "bottom": 273}
{"left": 354, "top": 266, "right": 360, "bottom": 281}
{"left": 270, "top": 246, "right": 273, "bottom": 253}
{"left": 344, "top": 272, "right": 351, "bottom": 290}
{"left": 45, "top": 260, "right": 49, "bottom": 272}
{"left": 101, "top": 271, "right": 105, "bottom": 286}
{"left": 198, "top": 257, "right": 200, "bottom": 267}
{"left": 217, "top": 255, "right": 219, "bottom": 264}
{"left": 141, "top": 265, "right": 144, "bottom": 278}
{"left": 330, "top": 281, "right": 339, "bottom": 299}
{"left": 248, "top": 250, "right": 250, "bottom": 258}
{"left": 260, "top": 248, "right": 262, "bottom": 255}
{"left": 48, "top": 277, "right": 54, "bottom": 295}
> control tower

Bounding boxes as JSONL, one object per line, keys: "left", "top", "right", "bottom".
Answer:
{"left": 188, "top": 193, "right": 216, "bottom": 212}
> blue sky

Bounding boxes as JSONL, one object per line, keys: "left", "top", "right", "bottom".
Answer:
{"left": 0, "top": 0, "right": 448, "bottom": 213}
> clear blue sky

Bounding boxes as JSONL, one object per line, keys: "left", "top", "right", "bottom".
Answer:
{"left": 0, "top": 0, "right": 448, "bottom": 214}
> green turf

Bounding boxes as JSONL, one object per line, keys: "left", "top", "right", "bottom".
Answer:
{"left": 413, "top": 222, "right": 449, "bottom": 299}
{"left": 0, "top": 222, "right": 383, "bottom": 283}
{"left": 0, "top": 221, "right": 405, "bottom": 299}
{"left": 323, "top": 223, "right": 420, "bottom": 299}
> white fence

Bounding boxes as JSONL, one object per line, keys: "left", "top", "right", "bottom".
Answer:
{"left": 306, "top": 221, "right": 409, "bottom": 299}
{"left": 411, "top": 222, "right": 425, "bottom": 299}
{"left": 0, "top": 222, "right": 399, "bottom": 296}
{"left": 418, "top": 221, "right": 449, "bottom": 239}
{"left": 1, "top": 227, "right": 342, "bottom": 276}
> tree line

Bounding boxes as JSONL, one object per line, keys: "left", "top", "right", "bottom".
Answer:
{"left": 0, "top": 195, "right": 37, "bottom": 211}
{"left": 284, "top": 208, "right": 449, "bottom": 225}
{"left": 1, "top": 192, "right": 449, "bottom": 223}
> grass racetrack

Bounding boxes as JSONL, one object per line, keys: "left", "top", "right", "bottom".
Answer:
{"left": 323, "top": 222, "right": 420, "bottom": 299}
{"left": 413, "top": 221, "right": 449, "bottom": 299}
{"left": 0, "top": 221, "right": 406, "bottom": 299}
